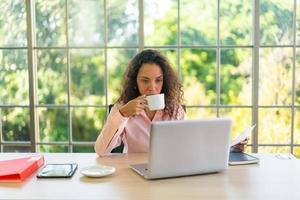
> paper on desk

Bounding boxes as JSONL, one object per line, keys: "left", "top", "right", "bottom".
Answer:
{"left": 230, "top": 125, "right": 256, "bottom": 147}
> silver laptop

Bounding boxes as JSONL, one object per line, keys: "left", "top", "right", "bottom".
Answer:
{"left": 131, "top": 118, "right": 232, "bottom": 179}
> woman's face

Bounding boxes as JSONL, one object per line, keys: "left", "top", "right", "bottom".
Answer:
{"left": 136, "top": 63, "right": 163, "bottom": 96}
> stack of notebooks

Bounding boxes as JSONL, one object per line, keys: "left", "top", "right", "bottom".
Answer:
{"left": 0, "top": 155, "right": 44, "bottom": 182}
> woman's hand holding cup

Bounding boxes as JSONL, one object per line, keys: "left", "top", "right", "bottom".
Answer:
{"left": 119, "top": 95, "right": 147, "bottom": 117}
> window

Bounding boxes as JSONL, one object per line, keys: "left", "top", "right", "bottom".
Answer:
{"left": 1, "top": 0, "right": 300, "bottom": 157}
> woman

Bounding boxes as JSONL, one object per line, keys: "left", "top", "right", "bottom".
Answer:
{"left": 94, "top": 49, "right": 248, "bottom": 156}
{"left": 95, "top": 49, "right": 185, "bottom": 156}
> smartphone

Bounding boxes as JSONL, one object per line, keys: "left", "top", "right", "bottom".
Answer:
{"left": 37, "top": 163, "right": 78, "bottom": 178}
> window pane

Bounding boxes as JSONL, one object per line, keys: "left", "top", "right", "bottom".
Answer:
{"left": 1, "top": 108, "right": 30, "bottom": 141}
{"left": 38, "top": 108, "right": 68, "bottom": 142}
{"left": 68, "top": 0, "right": 104, "bottom": 46}
{"left": 260, "top": 0, "right": 293, "bottom": 45}
{"left": 40, "top": 145, "right": 68, "bottom": 153}
{"left": 0, "top": 0, "right": 27, "bottom": 47}
{"left": 37, "top": 50, "right": 67, "bottom": 104}
{"left": 36, "top": 0, "right": 66, "bottom": 47}
{"left": 296, "top": 49, "right": 300, "bottom": 105}
{"left": 220, "top": 0, "right": 253, "bottom": 45}
{"left": 295, "top": 109, "right": 300, "bottom": 144}
{"left": 107, "top": 48, "right": 138, "bottom": 104}
{"left": 297, "top": 1, "right": 300, "bottom": 45}
{"left": 72, "top": 107, "right": 105, "bottom": 142}
{"left": 3, "top": 146, "right": 31, "bottom": 152}
{"left": 220, "top": 108, "right": 252, "bottom": 142}
{"left": 0, "top": 50, "right": 28, "bottom": 105}
{"left": 181, "top": 0, "right": 217, "bottom": 45}
{"left": 293, "top": 147, "right": 300, "bottom": 158}
{"left": 258, "top": 146, "right": 291, "bottom": 154}
{"left": 154, "top": 48, "right": 177, "bottom": 70}
{"left": 107, "top": 0, "right": 138, "bottom": 46}
{"left": 220, "top": 48, "right": 252, "bottom": 105}
{"left": 73, "top": 145, "right": 94, "bottom": 153}
{"left": 144, "top": 0, "right": 177, "bottom": 46}
{"left": 259, "top": 48, "right": 292, "bottom": 106}
{"left": 258, "top": 108, "right": 291, "bottom": 144}
{"left": 185, "top": 107, "right": 216, "bottom": 119}
{"left": 70, "top": 49, "right": 105, "bottom": 105}
{"left": 181, "top": 49, "right": 216, "bottom": 105}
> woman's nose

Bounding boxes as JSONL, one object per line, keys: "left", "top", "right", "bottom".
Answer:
{"left": 149, "top": 81, "right": 156, "bottom": 91}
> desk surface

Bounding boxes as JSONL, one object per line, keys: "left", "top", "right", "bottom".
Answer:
{"left": 0, "top": 153, "right": 299, "bottom": 200}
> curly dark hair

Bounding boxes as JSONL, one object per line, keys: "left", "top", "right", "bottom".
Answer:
{"left": 117, "top": 49, "right": 184, "bottom": 118}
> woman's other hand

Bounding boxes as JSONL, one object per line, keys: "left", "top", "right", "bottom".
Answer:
{"left": 119, "top": 95, "right": 147, "bottom": 117}
{"left": 231, "top": 138, "right": 249, "bottom": 152}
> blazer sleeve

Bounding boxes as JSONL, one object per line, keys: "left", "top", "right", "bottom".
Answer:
{"left": 94, "top": 103, "right": 129, "bottom": 156}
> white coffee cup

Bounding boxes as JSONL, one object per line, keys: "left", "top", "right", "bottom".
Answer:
{"left": 146, "top": 93, "right": 165, "bottom": 111}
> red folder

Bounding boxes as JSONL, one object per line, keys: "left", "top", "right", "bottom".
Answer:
{"left": 0, "top": 155, "right": 44, "bottom": 182}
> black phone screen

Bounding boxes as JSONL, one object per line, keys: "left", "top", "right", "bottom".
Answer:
{"left": 37, "top": 163, "right": 78, "bottom": 178}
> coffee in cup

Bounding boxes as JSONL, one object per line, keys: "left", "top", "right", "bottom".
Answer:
{"left": 146, "top": 93, "right": 165, "bottom": 111}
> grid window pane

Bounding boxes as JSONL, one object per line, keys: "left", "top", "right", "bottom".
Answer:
{"left": 185, "top": 107, "right": 216, "bottom": 119}
{"left": 68, "top": 0, "right": 104, "bottom": 46}
{"left": 40, "top": 145, "right": 68, "bottom": 153}
{"left": 2, "top": 0, "right": 300, "bottom": 153}
{"left": 36, "top": 0, "right": 66, "bottom": 47}
{"left": 181, "top": 49, "right": 216, "bottom": 105}
{"left": 297, "top": 1, "right": 300, "bottom": 45}
{"left": 3, "top": 146, "right": 31, "bottom": 153}
{"left": 144, "top": 0, "right": 177, "bottom": 46}
{"left": 295, "top": 109, "right": 300, "bottom": 144}
{"left": 38, "top": 108, "right": 68, "bottom": 142}
{"left": 1, "top": 107, "right": 30, "bottom": 141}
{"left": 258, "top": 108, "right": 291, "bottom": 144}
{"left": 72, "top": 107, "right": 105, "bottom": 142}
{"left": 107, "top": 48, "right": 138, "bottom": 104}
{"left": 73, "top": 145, "right": 94, "bottom": 153}
{"left": 260, "top": 0, "right": 293, "bottom": 45}
{"left": 37, "top": 50, "right": 68, "bottom": 104}
{"left": 70, "top": 49, "right": 105, "bottom": 105}
{"left": 107, "top": 0, "right": 138, "bottom": 46}
{"left": 220, "top": 0, "right": 253, "bottom": 45}
{"left": 220, "top": 108, "right": 252, "bottom": 142}
{"left": 0, "top": 50, "right": 28, "bottom": 105}
{"left": 296, "top": 49, "right": 300, "bottom": 105}
{"left": 181, "top": 0, "right": 217, "bottom": 45}
{"left": 258, "top": 146, "right": 291, "bottom": 154}
{"left": 154, "top": 48, "right": 177, "bottom": 70}
{"left": 293, "top": 147, "right": 300, "bottom": 158}
{"left": 0, "top": 0, "right": 27, "bottom": 47}
{"left": 259, "top": 48, "right": 293, "bottom": 106}
{"left": 220, "top": 48, "right": 252, "bottom": 105}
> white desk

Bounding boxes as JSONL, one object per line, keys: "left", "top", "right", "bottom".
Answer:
{"left": 0, "top": 153, "right": 299, "bottom": 200}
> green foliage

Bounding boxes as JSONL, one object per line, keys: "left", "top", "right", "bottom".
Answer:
{"left": 35, "top": 0, "right": 66, "bottom": 47}
{"left": 1, "top": 0, "right": 300, "bottom": 156}
{"left": 37, "top": 50, "right": 68, "bottom": 104}
{"left": 107, "top": 0, "right": 138, "bottom": 45}
{"left": 72, "top": 108, "right": 106, "bottom": 142}
{"left": 39, "top": 108, "right": 68, "bottom": 142}
{"left": 181, "top": 49, "right": 216, "bottom": 105}
{"left": 260, "top": 0, "right": 293, "bottom": 45}
{"left": 0, "top": 0, "right": 27, "bottom": 46}
{"left": 70, "top": 50, "right": 105, "bottom": 105}
{"left": 2, "top": 108, "right": 30, "bottom": 141}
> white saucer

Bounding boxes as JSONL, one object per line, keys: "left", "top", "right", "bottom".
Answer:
{"left": 80, "top": 165, "right": 116, "bottom": 177}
